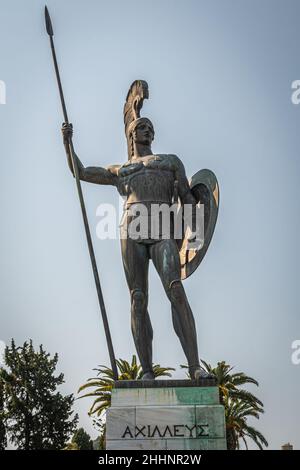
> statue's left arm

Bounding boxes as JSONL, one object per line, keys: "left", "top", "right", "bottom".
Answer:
{"left": 171, "top": 155, "right": 198, "bottom": 241}
{"left": 171, "top": 155, "right": 196, "bottom": 205}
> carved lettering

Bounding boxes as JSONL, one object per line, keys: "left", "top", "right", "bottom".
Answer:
{"left": 185, "top": 424, "right": 197, "bottom": 438}
{"left": 173, "top": 425, "right": 185, "bottom": 437}
{"left": 135, "top": 425, "right": 146, "bottom": 438}
{"left": 150, "top": 425, "right": 163, "bottom": 438}
{"left": 161, "top": 425, "right": 173, "bottom": 438}
{"left": 197, "top": 424, "right": 209, "bottom": 437}
{"left": 122, "top": 426, "right": 133, "bottom": 438}
{"left": 122, "top": 424, "right": 209, "bottom": 439}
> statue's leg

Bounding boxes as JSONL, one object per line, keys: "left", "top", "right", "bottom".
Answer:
{"left": 120, "top": 237, "right": 154, "bottom": 379}
{"left": 150, "top": 239, "right": 203, "bottom": 379}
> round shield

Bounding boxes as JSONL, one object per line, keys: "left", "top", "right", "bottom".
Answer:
{"left": 178, "top": 169, "right": 219, "bottom": 280}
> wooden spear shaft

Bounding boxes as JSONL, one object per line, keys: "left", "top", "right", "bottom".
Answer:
{"left": 44, "top": 6, "right": 118, "bottom": 381}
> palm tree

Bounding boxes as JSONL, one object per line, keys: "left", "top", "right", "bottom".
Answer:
{"left": 201, "top": 360, "right": 263, "bottom": 409}
{"left": 78, "top": 355, "right": 175, "bottom": 419}
{"left": 201, "top": 360, "right": 268, "bottom": 450}
{"left": 225, "top": 398, "right": 268, "bottom": 450}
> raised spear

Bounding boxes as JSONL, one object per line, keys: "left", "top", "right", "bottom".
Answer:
{"left": 44, "top": 6, "right": 118, "bottom": 380}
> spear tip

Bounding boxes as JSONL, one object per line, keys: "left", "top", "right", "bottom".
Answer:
{"left": 45, "top": 5, "right": 54, "bottom": 36}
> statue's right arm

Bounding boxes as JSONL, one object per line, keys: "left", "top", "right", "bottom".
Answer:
{"left": 62, "top": 123, "right": 118, "bottom": 186}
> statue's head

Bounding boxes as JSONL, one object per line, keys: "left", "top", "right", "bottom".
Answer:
{"left": 124, "top": 80, "right": 154, "bottom": 159}
{"left": 127, "top": 117, "right": 154, "bottom": 156}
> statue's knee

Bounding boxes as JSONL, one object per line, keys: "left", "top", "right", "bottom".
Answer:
{"left": 169, "top": 279, "right": 184, "bottom": 302}
{"left": 131, "top": 289, "right": 147, "bottom": 315}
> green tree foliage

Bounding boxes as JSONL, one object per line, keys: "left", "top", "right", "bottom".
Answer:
{"left": 64, "top": 442, "right": 79, "bottom": 450}
{"left": 78, "top": 355, "right": 174, "bottom": 418}
{"left": 71, "top": 427, "right": 93, "bottom": 450}
{"left": 91, "top": 418, "right": 106, "bottom": 450}
{"left": 0, "top": 376, "right": 7, "bottom": 450}
{"left": 225, "top": 397, "right": 268, "bottom": 450}
{"left": 201, "top": 360, "right": 268, "bottom": 450}
{"left": 78, "top": 355, "right": 174, "bottom": 449}
{"left": 0, "top": 339, "right": 78, "bottom": 450}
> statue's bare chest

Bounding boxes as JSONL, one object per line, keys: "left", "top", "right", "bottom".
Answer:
{"left": 117, "top": 155, "right": 176, "bottom": 202}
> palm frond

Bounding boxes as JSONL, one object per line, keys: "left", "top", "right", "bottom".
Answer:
{"left": 78, "top": 356, "right": 174, "bottom": 418}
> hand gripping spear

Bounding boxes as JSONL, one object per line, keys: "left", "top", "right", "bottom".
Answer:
{"left": 44, "top": 6, "right": 118, "bottom": 380}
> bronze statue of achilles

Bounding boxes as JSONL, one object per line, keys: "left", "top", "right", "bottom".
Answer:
{"left": 62, "top": 80, "right": 219, "bottom": 380}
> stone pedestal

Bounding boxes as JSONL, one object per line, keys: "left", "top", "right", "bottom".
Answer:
{"left": 106, "top": 379, "right": 227, "bottom": 450}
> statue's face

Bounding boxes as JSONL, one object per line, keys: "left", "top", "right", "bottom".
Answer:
{"left": 133, "top": 121, "right": 154, "bottom": 146}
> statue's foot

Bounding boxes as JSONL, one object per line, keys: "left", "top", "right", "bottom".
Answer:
{"left": 142, "top": 370, "right": 155, "bottom": 380}
{"left": 190, "top": 366, "right": 215, "bottom": 381}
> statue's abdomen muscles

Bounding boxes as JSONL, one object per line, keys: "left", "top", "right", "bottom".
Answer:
{"left": 118, "top": 166, "right": 175, "bottom": 205}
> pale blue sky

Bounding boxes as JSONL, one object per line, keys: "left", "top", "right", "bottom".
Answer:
{"left": 0, "top": 0, "right": 300, "bottom": 449}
